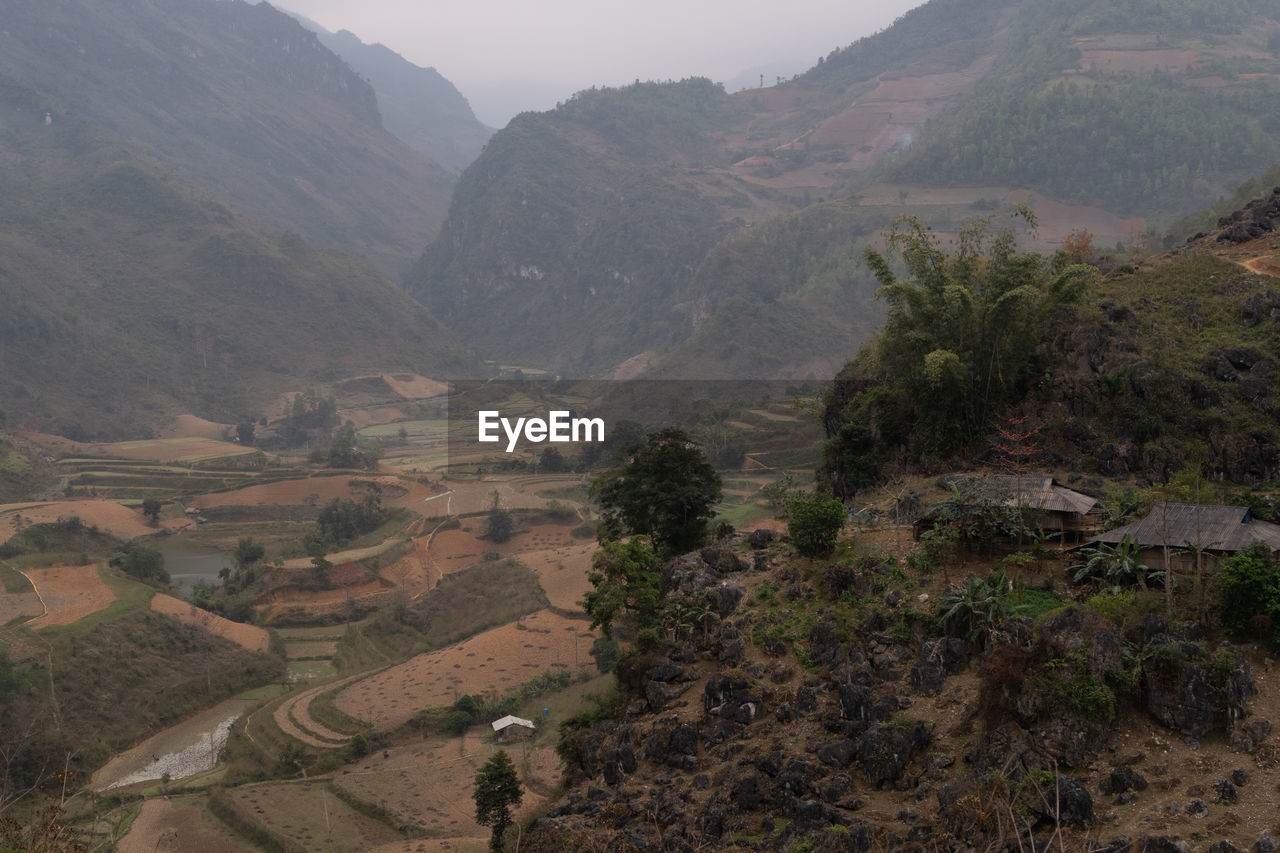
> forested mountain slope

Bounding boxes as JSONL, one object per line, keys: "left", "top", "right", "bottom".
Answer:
{"left": 0, "top": 0, "right": 455, "bottom": 274}
{"left": 0, "top": 79, "right": 472, "bottom": 440}
{"left": 409, "top": 0, "right": 1280, "bottom": 378}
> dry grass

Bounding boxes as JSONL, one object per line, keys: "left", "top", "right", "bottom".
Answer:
{"left": 0, "top": 499, "right": 153, "bottom": 541}
{"left": 334, "top": 609, "right": 597, "bottom": 731}
{"left": 117, "top": 795, "right": 256, "bottom": 853}
{"left": 334, "top": 729, "right": 556, "bottom": 838}
{"left": 22, "top": 563, "right": 116, "bottom": 627}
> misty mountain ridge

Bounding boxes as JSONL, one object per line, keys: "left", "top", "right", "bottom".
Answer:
{"left": 407, "top": 0, "right": 1280, "bottom": 381}
{"left": 0, "top": 0, "right": 456, "bottom": 275}
{"left": 0, "top": 77, "right": 472, "bottom": 439}
{"left": 290, "top": 15, "right": 494, "bottom": 172}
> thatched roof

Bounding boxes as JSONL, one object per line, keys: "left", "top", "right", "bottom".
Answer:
{"left": 1089, "top": 502, "right": 1280, "bottom": 552}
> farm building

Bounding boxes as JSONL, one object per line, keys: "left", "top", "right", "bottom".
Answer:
{"left": 915, "top": 475, "right": 1102, "bottom": 545}
{"left": 1085, "top": 502, "right": 1280, "bottom": 572}
{"left": 491, "top": 715, "right": 536, "bottom": 742}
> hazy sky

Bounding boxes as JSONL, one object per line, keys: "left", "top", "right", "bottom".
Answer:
{"left": 271, "top": 0, "right": 928, "bottom": 127}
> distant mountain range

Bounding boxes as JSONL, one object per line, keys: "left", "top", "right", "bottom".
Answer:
{"left": 292, "top": 17, "right": 493, "bottom": 172}
{"left": 407, "top": 0, "right": 1280, "bottom": 379}
{"left": 0, "top": 0, "right": 480, "bottom": 438}
{"left": 0, "top": 0, "right": 455, "bottom": 275}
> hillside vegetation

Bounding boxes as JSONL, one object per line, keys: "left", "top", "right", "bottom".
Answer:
{"left": 822, "top": 198, "right": 1280, "bottom": 494}
{"left": 0, "top": 79, "right": 472, "bottom": 439}
{"left": 0, "top": 0, "right": 455, "bottom": 273}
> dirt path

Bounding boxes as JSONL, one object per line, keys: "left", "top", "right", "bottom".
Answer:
{"left": 1239, "top": 255, "right": 1280, "bottom": 277}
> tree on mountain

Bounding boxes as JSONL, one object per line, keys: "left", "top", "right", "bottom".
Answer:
{"left": 787, "top": 493, "right": 846, "bottom": 558}
{"left": 487, "top": 491, "right": 513, "bottom": 543}
{"left": 473, "top": 750, "right": 522, "bottom": 852}
{"left": 141, "top": 497, "right": 163, "bottom": 525}
{"left": 581, "top": 538, "right": 663, "bottom": 638}
{"left": 592, "top": 427, "right": 721, "bottom": 557}
{"left": 822, "top": 210, "right": 1093, "bottom": 494}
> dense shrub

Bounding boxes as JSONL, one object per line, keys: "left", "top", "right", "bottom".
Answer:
{"left": 787, "top": 493, "right": 846, "bottom": 558}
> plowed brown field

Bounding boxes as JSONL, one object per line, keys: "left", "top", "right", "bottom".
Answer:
{"left": 22, "top": 564, "right": 115, "bottom": 628}
{"left": 0, "top": 500, "right": 153, "bottom": 541}
{"left": 334, "top": 609, "right": 596, "bottom": 731}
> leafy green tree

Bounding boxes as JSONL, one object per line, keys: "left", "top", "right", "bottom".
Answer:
{"left": 220, "top": 536, "right": 266, "bottom": 592}
{"left": 940, "top": 569, "right": 1026, "bottom": 643}
{"left": 110, "top": 542, "right": 169, "bottom": 584}
{"left": 473, "top": 749, "right": 523, "bottom": 852}
{"left": 487, "top": 492, "right": 513, "bottom": 544}
{"left": 141, "top": 497, "right": 162, "bottom": 525}
{"left": 581, "top": 538, "right": 663, "bottom": 638}
{"left": 592, "top": 427, "right": 722, "bottom": 557}
{"left": 787, "top": 493, "right": 846, "bottom": 557}
{"left": 588, "top": 636, "right": 620, "bottom": 674}
{"left": 1216, "top": 543, "right": 1280, "bottom": 640}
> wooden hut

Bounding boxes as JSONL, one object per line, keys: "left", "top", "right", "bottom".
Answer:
{"left": 1086, "top": 502, "right": 1280, "bottom": 572}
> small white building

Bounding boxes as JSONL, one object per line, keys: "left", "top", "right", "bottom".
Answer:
{"left": 490, "top": 715, "right": 536, "bottom": 742}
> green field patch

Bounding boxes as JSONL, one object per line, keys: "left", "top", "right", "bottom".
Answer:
{"left": 0, "top": 562, "right": 34, "bottom": 594}
{"left": 289, "top": 660, "right": 337, "bottom": 680}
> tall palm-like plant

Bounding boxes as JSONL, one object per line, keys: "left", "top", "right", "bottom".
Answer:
{"left": 1070, "top": 535, "right": 1157, "bottom": 592}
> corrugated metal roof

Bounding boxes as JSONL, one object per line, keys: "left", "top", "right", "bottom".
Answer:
{"left": 1090, "top": 502, "right": 1280, "bottom": 551}
{"left": 491, "top": 715, "right": 535, "bottom": 732}
{"left": 984, "top": 475, "right": 1098, "bottom": 515}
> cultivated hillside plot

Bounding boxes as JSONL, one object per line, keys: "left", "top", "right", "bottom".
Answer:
{"left": 150, "top": 593, "right": 270, "bottom": 653}
{"left": 116, "top": 795, "right": 255, "bottom": 853}
{"left": 334, "top": 609, "right": 597, "bottom": 731}
{"left": 0, "top": 500, "right": 153, "bottom": 541}
{"left": 334, "top": 730, "right": 558, "bottom": 841}
{"left": 21, "top": 564, "right": 116, "bottom": 628}
{"left": 190, "top": 475, "right": 431, "bottom": 510}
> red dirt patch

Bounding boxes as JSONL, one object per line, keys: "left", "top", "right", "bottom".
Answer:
{"left": 334, "top": 609, "right": 597, "bottom": 731}
{"left": 381, "top": 373, "right": 447, "bottom": 400}
{"left": 1075, "top": 48, "right": 1197, "bottom": 74}
{"left": 515, "top": 542, "right": 596, "bottom": 612}
{"left": 1006, "top": 188, "right": 1145, "bottom": 247}
{"left": 0, "top": 499, "right": 153, "bottom": 541}
{"left": 22, "top": 564, "right": 116, "bottom": 628}
{"left": 151, "top": 593, "right": 270, "bottom": 653}
{"left": 157, "top": 414, "right": 233, "bottom": 441}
